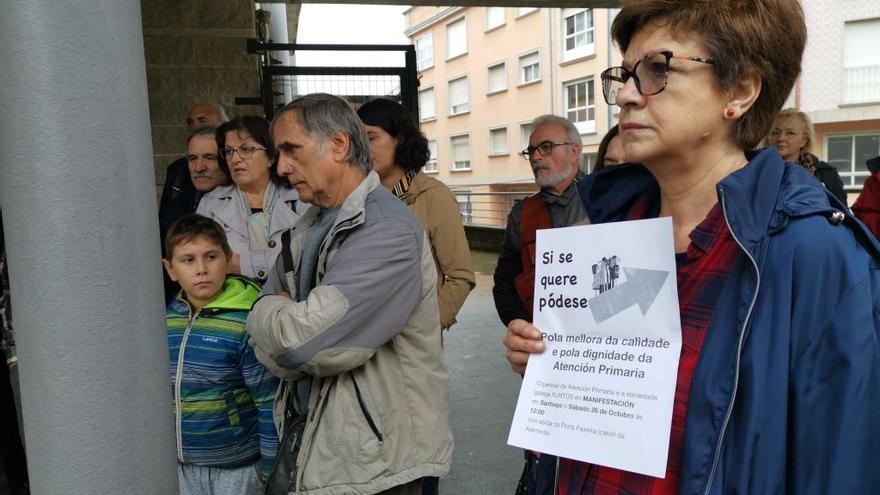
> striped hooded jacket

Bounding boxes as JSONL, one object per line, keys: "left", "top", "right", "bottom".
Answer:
{"left": 167, "top": 275, "right": 279, "bottom": 479}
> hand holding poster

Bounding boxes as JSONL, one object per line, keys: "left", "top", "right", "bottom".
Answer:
{"left": 508, "top": 217, "right": 682, "bottom": 477}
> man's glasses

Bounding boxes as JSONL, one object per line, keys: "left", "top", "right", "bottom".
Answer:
{"left": 600, "top": 51, "right": 715, "bottom": 105}
{"left": 221, "top": 144, "right": 266, "bottom": 160}
{"left": 521, "top": 141, "right": 577, "bottom": 161}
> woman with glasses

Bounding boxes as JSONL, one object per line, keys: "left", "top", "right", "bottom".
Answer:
{"left": 767, "top": 108, "right": 847, "bottom": 205}
{"left": 504, "top": 1, "right": 880, "bottom": 493}
{"left": 197, "top": 116, "right": 303, "bottom": 284}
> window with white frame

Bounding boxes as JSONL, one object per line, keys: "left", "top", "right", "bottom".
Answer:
{"left": 448, "top": 76, "right": 470, "bottom": 115}
{"left": 519, "top": 51, "right": 540, "bottom": 85}
{"left": 485, "top": 7, "right": 505, "bottom": 30}
{"left": 487, "top": 62, "right": 507, "bottom": 94}
{"left": 843, "top": 19, "right": 880, "bottom": 104}
{"left": 826, "top": 132, "right": 880, "bottom": 187}
{"left": 562, "top": 8, "right": 594, "bottom": 61}
{"left": 489, "top": 127, "right": 509, "bottom": 155}
{"left": 582, "top": 152, "right": 597, "bottom": 174}
{"left": 517, "top": 7, "right": 538, "bottom": 17}
{"left": 415, "top": 32, "right": 434, "bottom": 71}
{"left": 450, "top": 135, "right": 471, "bottom": 171}
{"left": 446, "top": 18, "right": 467, "bottom": 59}
{"left": 455, "top": 195, "right": 473, "bottom": 224}
{"left": 520, "top": 122, "right": 535, "bottom": 152}
{"left": 424, "top": 139, "right": 438, "bottom": 173}
{"left": 564, "top": 79, "right": 596, "bottom": 134}
{"left": 418, "top": 87, "right": 436, "bottom": 121}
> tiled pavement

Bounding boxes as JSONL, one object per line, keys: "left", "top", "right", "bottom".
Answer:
{"left": 439, "top": 252, "right": 524, "bottom": 495}
{"left": 0, "top": 252, "right": 521, "bottom": 495}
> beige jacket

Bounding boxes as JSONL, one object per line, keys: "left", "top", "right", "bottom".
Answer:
{"left": 398, "top": 173, "right": 475, "bottom": 329}
{"left": 247, "top": 171, "right": 453, "bottom": 495}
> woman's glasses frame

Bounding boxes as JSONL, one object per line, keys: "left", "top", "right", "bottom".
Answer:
{"left": 220, "top": 144, "right": 267, "bottom": 160}
{"left": 600, "top": 50, "right": 715, "bottom": 105}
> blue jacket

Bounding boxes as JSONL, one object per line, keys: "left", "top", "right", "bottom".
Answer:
{"left": 167, "top": 276, "right": 279, "bottom": 480}
{"left": 577, "top": 148, "right": 880, "bottom": 494}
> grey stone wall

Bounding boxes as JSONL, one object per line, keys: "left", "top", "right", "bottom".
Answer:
{"left": 141, "top": 0, "right": 263, "bottom": 193}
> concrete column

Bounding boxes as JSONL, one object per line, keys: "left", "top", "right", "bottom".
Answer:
{"left": 264, "top": 3, "right": 295, "bottom": 104}
{"left": 0, "top": 2, "right": 177, "bottom": 494}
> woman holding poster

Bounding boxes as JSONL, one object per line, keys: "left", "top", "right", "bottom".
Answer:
{"left": 503, "top": 0, "right": 880, "bottom": 493}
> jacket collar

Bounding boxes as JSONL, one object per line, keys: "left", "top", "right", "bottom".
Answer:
{"left": 169, "top": 275, "right": 261, "bottom": 316}
{"left": 578, "top": 148, "right": 880, "bottom": 257}
{"left": 398, "top": 172, "right": 438, "bottom": 204}
{"left": 269, "top": 186, "right": 301, "bottom": 237}
{"left": 333, "top": 170, "right": 380, "bottom": 231}
{"left": 208, "top": 183, "right": 300, "bottom": 238}
{"left": 294, "top": 170, "right": 379, "bottom": 235}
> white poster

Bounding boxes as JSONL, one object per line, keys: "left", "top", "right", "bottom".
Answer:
{"left": 507, "top": 217, "right": 682, "bottom": 477}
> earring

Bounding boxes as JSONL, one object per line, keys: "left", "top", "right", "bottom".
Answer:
{"left": 725, "top": 108, "right": 736, "bottom": 119}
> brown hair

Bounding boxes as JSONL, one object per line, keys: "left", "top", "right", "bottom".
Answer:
{"left": 595, "top": 124, "right": 620, "bottom": 172}
{"left": 164, "top": 214, "right": 232, "bottom": 260}
{"left": 217, "top": 116, "right": 289, "bottom": 188}
{"left": 611, "top": 0, "right": 806, "bottom": 150}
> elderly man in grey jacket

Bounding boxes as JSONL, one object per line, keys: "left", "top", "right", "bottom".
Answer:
{"left": 247, "top": 93, "right": 453, "bottom": 495}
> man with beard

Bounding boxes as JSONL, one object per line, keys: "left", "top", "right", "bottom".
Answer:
{"left": 492, "top": 115, "right": 585, "bottom": 495}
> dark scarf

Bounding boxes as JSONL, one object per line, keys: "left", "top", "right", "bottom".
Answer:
{"left": 796, "top": 149, "right": 818, "bottom": 175}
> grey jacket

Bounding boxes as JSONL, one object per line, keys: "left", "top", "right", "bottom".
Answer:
{"left": 247, "top": 171, "right": 453, "bottom": 495}
{"left": 197, "top": 184, "right": 303, "bottom": 283}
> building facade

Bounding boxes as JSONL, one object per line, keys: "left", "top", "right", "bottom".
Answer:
{"left": 406, "top": 3, "right": 880, "bottom": 216}
{"left": 405, "top": 6, "right": 620, "bottom": 225}
{"left": 797, "top": 0, "right": 880, "bottom": 202}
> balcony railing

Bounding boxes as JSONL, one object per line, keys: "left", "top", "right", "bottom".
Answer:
{"left": 842, "top": 64, "right": 880, "bottom": 104}
{"left": 452, "top": 191, "right": 533, "bottom": 227}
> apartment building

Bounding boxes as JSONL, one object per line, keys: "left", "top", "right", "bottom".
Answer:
{"left": 404, "top": 6, "right": 619, "bottom": 225}
{"left": 798, "top": 0, "right": 880, "bottom": 201}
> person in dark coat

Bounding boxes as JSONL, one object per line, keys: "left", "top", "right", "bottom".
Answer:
{"left": 158, "top": 103, "right": 228, "bottom": 302}
{"left": 767, "top": 107, "right": 848, "bottom": 205}
{"left": 1, "top": 213, "right": 28, "bottom": 495}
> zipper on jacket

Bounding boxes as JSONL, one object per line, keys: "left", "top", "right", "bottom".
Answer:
{"left": 174, "top": 308, "right": 200, "bottom": 463}
{"left": 553, "top": 455, "right": 560, "bottom": 495}
{"left": 703, "top": 189, "right": 761, "bottom": 495}
{"left": 350, "top": 372, "right": 383, "bottom": 442}
{"left": 296, "top": 379, "right": 330, "bottom": 494}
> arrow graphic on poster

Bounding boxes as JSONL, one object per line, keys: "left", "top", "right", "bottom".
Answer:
{"left": 590, "top": 267, "right": 669, "bottom": 324}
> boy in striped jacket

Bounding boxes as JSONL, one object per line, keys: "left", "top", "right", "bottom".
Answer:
{"left": 163, "top": 214, "right": 279, "bottom": 494}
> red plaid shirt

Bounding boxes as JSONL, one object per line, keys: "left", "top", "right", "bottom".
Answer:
{"left": 558, "top": 198, "right": 741, "bottom": 495}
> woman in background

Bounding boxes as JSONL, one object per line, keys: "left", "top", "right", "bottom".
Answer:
{"left": 767, "top": 107, "right": 847, "bottom": 204}
{"left": 357, "top": 98, "right": 475, "bottom": 331}
{"left": 594, "top": 124, "right": 624, "bottom": 171}
{"left": 197, "top": 116, "right": 302, "bottom": 284}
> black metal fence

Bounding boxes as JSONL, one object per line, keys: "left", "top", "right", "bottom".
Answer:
{"left": 243, "top": 41, "right": 419, "bottom": 119}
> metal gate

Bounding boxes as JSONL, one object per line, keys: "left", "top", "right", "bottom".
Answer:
{"left": 244, "top": 40, "right": 419, "bottom": 120}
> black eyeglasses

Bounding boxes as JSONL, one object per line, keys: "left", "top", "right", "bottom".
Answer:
{"left": 600, "top": 51, "right": 715, "bottom": 105}
{"left": 521, "top": 141, "right": 577, "bottom": 161}
{"left": 220, "top": 144, "right": 266, "bottom": 160}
